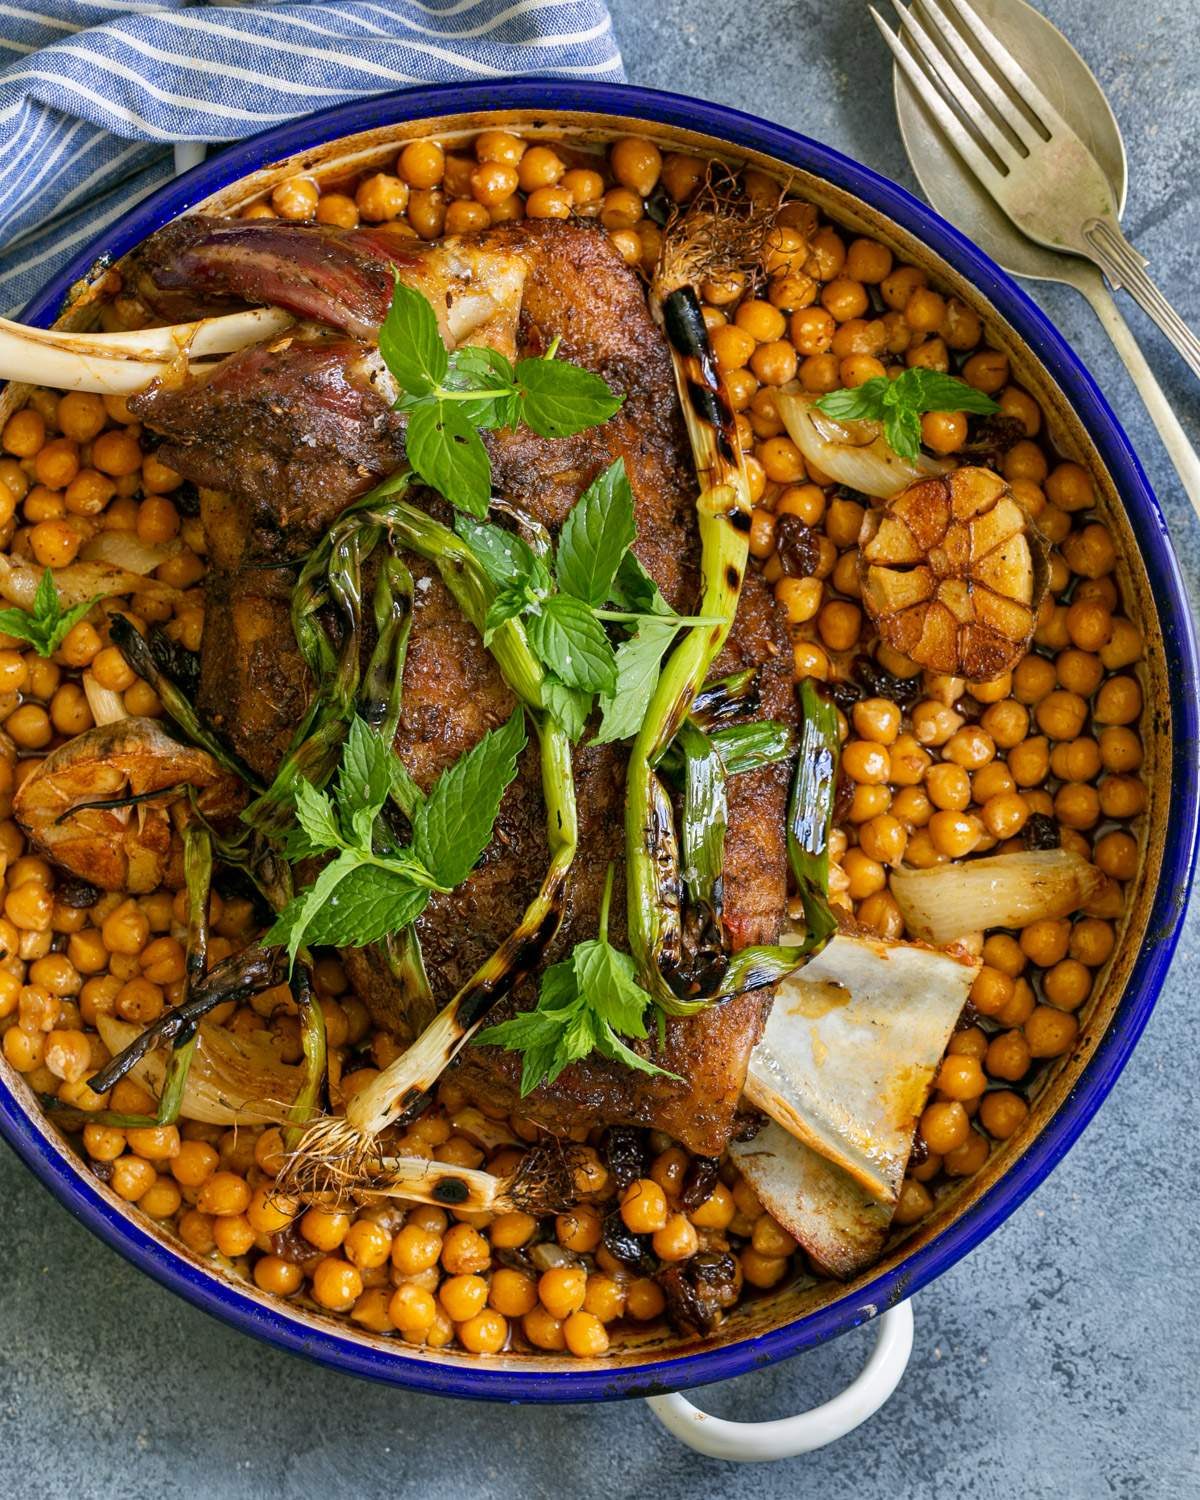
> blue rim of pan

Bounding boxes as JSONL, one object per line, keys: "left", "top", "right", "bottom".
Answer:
{"left": 1, "top": 79, "right": 1196, "bottom": 1404}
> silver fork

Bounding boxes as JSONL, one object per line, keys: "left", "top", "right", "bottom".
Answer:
{"left": 871, "top": 0, "right": 1200, "bottom": 381}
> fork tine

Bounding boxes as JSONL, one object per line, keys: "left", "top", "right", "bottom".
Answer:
{"left": 887, "top": 0, "right": 1018, "bottom": 172}
{"left": 943, "top": 0, "right": 1077, "bottom": 140}
{"left": 870, "top": 7, "right": 1009, "bottom": 189}
{"left": 916, "top": 0, "right": 1043, "bottom": 152}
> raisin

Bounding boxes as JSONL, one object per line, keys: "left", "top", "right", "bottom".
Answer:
{"left": 58, "top": 877, "right": 100, "bottom": 909}
{"left": 603, "top": 1126, "right": 646, "bottom": 1192}
{"left": 681, "top": 1155, "right": 720, "bottom": 1213}
{"left": 825, "top": 677, "right": 862, "bottom": 713}
{"left": 601, "top": 1212, "right": 656, "bottom": 1274}
{"left": 731, "top": 1107, "right": 766, "bottom": 1143}
{"left": 658, "top": 1253, "right": 742, "bottom": 1337}
{"left": 174, "top": 480, "right": 201, "bottom": 518}
{"left": 852, "top": 654, "right": 922, "bottom": 708}
{"left": 775, "top": 514, "right": 822, "bottom": 577}
{"left": 961, "top": 413, "right": 1025, "bottom": 469}
{"left": 1024, "top": 812, "right": 1060, "bottom": 850}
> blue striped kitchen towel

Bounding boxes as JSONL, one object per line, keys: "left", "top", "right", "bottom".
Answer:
{"left": 0, "top": 0, "right": 624, "bottom": 314}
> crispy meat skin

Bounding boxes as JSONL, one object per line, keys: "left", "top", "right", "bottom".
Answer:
{"left": 132, "top": 217, "right": 793, "bottom": 1155}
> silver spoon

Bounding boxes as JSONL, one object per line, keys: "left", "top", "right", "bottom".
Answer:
{"left": 890, "top": 0, "right": 1200, "bottom": 514}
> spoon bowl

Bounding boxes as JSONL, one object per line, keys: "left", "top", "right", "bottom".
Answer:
{"left": 893, "top": 0, "right": 1125, "bottom": 287}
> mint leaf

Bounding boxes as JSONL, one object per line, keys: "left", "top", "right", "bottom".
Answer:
{"left": 517, "top": 356, "right": 624, "bottom": 438}
{"left": 338, "top": 717, "right": 393, "bottom": 842}
{"left": 411, "top": 707, "right": 525, "bottom": 887}
{"left": 444, "top": 347, "right": 521, "bottom": 428}
{"left": 525, "top": 594, "right": 616, "bottom": 694}
{"left": 815, "top": 369, "right": 999, "bottom": 461}
{"left": 884, "top": 405, "right": 923, "bottom": 461}
{"left": 405, "top": 400, "right": 492, "bottom": 517}
{"left": 0, "top": 569, "right": 102, "bottom": 659}
{"left": 388, "top": 755, "right": 425, "bottom": 820}
{"left": 594, "top": 1023, "right": 680, "bottom": 1082}
{"left": 454, "top": 515, "right": 538, "bottom": 589}
{"left": 607, "top": 552, "right": 673, "bottom": 617}
{"left": 554, "top": 458, "right": 637, "bottom": 608}
{"left": 572, "top": 938, "right": 652, "bottom": 1038}
{"left": 482, "top": 587, "right": 529, "bottom": 644}
{"left": 293, "top": 779, "right": 344, "bottom": 852}
{"left": 264, "top": 847, "right": 362, "bottom": 969}
{"left": 541, "top": 676, "right": 592, "bottom": 742}
{"left": 378, "top": 279, "right": 449, "bottom": 396}
{"left": 592, "top": 617, "right": 678, "bottom": 745}
{"left": 891, "top": 367, "right": 1001, "bottom": 415}
{"left": 302, "top": 863, "right": 430, "bottom": 949}
{"left": 814, "top": 380, "right": 888, "bottom": 423}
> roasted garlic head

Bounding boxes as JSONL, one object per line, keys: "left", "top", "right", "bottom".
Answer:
{"left": 858, "top": 466, "right": 1048, "bottom": 681}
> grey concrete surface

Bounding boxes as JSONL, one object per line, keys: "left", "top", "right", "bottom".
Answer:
{"left": 2, "top": 2, "right": 1198, "bottom": 1496}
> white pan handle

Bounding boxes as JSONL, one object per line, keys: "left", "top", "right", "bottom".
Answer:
{"left": 643, "top": 1299, "right": 913, "bottom": 1462}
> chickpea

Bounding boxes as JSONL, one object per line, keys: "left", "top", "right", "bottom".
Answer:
{"left": 845, "top": 237, "right": 892, "bottom": 283}
{"left": 985, "top": 1029, "right": 1031, "bottom": 1083}
{"left": 981, "top": 792, "right": 1029, "bottom": 840}
{"left": 660, "top": 152, "right": 704, "bottom": 203}
{"left": 392, "top": 1223, "right": 442, "bottom": 1276}
{"left": 1099, "top": 775, "right": 1146, "bottom": 819}
{"left": 270, "top": 176, "right": 319, "bottom": 220}
{"left": 5, "top": 703, "right": 52, "bottom": 750}
{"left": 750, "top": 341, "right": 800, "bottom": 388}
{"left": 1058, "top": 922, "right": 1109, "bottom": 976}
{"left": 944, "top": 1129, "right": 989, "bottom": 1178}
{"left": 928, "top": 809, "right": 982, "bottom": 858}
{"left": 538, "top": 1265, "right": 587, "bottom": 1320}
{"left": 962, "top": 348, "right": 1009, "bottom": 393}
{"left": 817, "top": 599, "right": 862, "bottom": 652}
{"left": 2, "top": 408, "right": 45, "bottom": 458}
{"left": 620, "top": 1177, "right": 669, "bottom": 1234}
{"left": 1035, "top": 690, "right": 1088, "bottom": 741}
{"left": 1098, "top": 726, "right": 1142, "bottom": 774}
{"left": 894, "top": 1177, "right": 934, "bottom": 1225}
{"left": 560, "top": 167, "right": 603, "bottom": 207}
{"left": 935, "top": 1053, "right": 987, "bottom": 1101}
{"left": 441, "top": 1221, "right": 491, "bottom": 1274}
{"left": 1024, "top": 1005, "right": 1080, "bottom": 1059}
{"left": 1095, "top": 830, "right": 1138, "bottom": 880}
{"left": 843, "top": 847, "right": 886, "bottom": 900}
{"left": 1004, "top": 439, "right": 1048, "bottom": 485}
{"left": 1055, "top": 782, "right": 1100, "bottom": 830}
{"left": 790, "top": 306, "right": 835, "bottom": 355}
{"left": 690, "top": 1181, "right": 736, "bottom": 1230}
{"left": 821, "top": 276, "right": 869, "bottom": 323}
{"left": 652, "top": 1212, "right": 700, "bottom": 1263}
{"left": 858, "top": 814, "right": 907, "bottom": 866}
{"left": 198, "top": 1170, "right": 251, "bottom": 1218}
{"left": 921, "top": 410, "right": 967, "bottom": 454}
{"left": 919, "top": 1099, "right": 970, "bottom": 1155}
{"left": 1094, "top": 675, "right": 1142, "bottom": 726}
{"left": 798, "top": 352, "right": 841, "bottom": 393}
{"left": 398, "top": 139, "right": 445, "bottom": 189}
{"left": 111, "top": 1155, "right": 158, "bottom": 1203}
{"left": 979, "top": 1090, "right": 1029, "bottom": 1140}
{"left": 881, "top": 264, "right": 926, "bottom": 310}
{"left": 841, "top": 739, "right": 890, "bottom": 784}
{"left": 1045, "top": 462, "right": 1094, "bottom": 512}
{"left": 1100, "top": 618, "right": 1143, "bottom": 671}
{"left": 407, "top": 187, "right": 446, "bottom": 240}
{"left": 906, "top": 336, "right": 949, "bottom": 372}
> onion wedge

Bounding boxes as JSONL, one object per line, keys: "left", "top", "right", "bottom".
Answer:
{"left": 776, "top": 387, "right": 947, "bottom": 499}
{"left": 743, "top": 932, "right": 979, "bottom": 1205}
{"left": 96, "top": 1013, "right": 302, "bottom": 1125}
{"left": 890, "top": 849, "right": 1105, "bottom": 945}
{"left": 80, "top": 531, "right": 183, "bottom": 575}
{"left": 0, "top": 555, "right": 181, "bottom": 610}
{"left": 736, "top": 932, "right": 978, "bottom": 1276}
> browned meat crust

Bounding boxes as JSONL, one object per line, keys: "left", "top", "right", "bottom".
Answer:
{"left": 132, "top": 217, "right": 795, "bottom": 1155}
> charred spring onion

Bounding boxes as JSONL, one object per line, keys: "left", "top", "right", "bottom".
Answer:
{"left": 279, "top": 472, "right": 581, "bottom": 1190}
{"left": 627, "top": 281, "right": 753, "bottom": 1012}
{"left": 284, "top": 1138, "right": 583, "bottom": 1215}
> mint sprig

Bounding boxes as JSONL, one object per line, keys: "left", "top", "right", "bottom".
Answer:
{"left": 455, "top": 458, "right": 713, "bottom": 741}
{"left": 266, "top": 712, "right": 525, "bottom": 969}
{"left": 0, "top": 569, "right": 102, "bottom": 659}
{"left": 476, "top": 866, "right": 682, "bottom": 1095}
{"left": 814, "top": 368, "right": 999, "bottom": 461}
{"left": 378, "top": 280, "right": 624, "bottom": 515}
